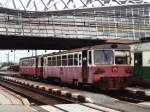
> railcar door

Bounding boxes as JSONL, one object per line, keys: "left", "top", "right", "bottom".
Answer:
{"left": 134, "top": 52, "right": 143, "bottom": 80}
{"left": 40, "top": 57, "right": 44, "bottom": 78}
{"left": 82, "top": 50, "right": 89, "bottom": 83}
{"left": 35, "top": 57, "right": 38, "bottom": 77}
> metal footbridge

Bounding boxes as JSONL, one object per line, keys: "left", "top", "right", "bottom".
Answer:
{"left": 0, "top": 0, "right": 149, "bottom": 49}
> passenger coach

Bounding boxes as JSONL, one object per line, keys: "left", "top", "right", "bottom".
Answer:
{"left": 19, "top": 55, "right": 43, "bottom": 78}
{"left": 42, "top": 44, "right": 132, "bottom": 90}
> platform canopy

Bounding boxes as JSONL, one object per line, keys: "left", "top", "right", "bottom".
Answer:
{"left": 0, "top": 0, "right": 149, "bottom": 11}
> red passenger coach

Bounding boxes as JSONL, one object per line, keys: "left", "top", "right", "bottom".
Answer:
{"left": 19, "top": 44, "right": 132, "bottom": 90}
{"left": 42, "top": 44, "right": 132, "bottom": 90}
{"left": 19, "top": 55, "right": 43, "bottom": 78}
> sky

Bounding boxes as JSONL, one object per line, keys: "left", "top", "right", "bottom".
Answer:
{"left": 0, "top": 50, "right": 58, "bottom": 63}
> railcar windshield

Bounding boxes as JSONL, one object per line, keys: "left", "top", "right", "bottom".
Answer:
{"left": 94, "top": 50, "right": 113, "bottom": 65}
{"left": 115, "top": 50, "right": 130, "bottom": 64}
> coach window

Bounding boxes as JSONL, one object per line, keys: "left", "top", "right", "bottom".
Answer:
{"left": 52, "top": 57, "right": 56, "bottom": 66}
{"left": 57, "top": 56, "right": 61, "bottom": 66}
{"left": 88, "top": 51, "right": 92, "bottom": 65}
{"left": 68, "top": 54, "right": 73, "bottom": 66}
{"left": 22, "top": 61, "right": 25, "bottom": 66}
{"left": 62, "top": 55, "right": 67, "bottom": 66}
{"left": 79, "top": 53, "right": 82, "bottom": 66}
{"left": 30, "top": 59, "right": 34, "bottom": 66}
{"left": 48, "top": 57, "right": 51, "bottom": 66}
{"left": 74, "top": 54, "right": 78, "bottom": 66}
{"left": 24, "top": 60, "right": 28, "bottom": 66}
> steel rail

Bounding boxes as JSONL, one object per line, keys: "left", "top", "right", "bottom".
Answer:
{"left": 0, "top": 78, "right": 79, "bottom": 105}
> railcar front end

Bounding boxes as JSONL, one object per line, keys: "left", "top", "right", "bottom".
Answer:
{"left": 91, "top": 49, "right": 132, "bottom": 90}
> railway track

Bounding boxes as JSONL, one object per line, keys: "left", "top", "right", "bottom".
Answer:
{"left": 0, "top": 75, "right": 125, "bottom": 112}
{"left": 2, "top": 74, "right": 150, "bottom": 112}
{"left": 104, "top": 90, "right": 150, "bottom": 103}
{"left": 2, "top": 74, "right": 150, "bottom": 104}
{"left": 0, "top": 76, "right": 87, "bottom": 105}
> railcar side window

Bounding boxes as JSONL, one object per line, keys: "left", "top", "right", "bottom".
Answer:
{"left": 62, "top": 55, "right": 67, "bottom": 66}
{"left": 57, "top": 56, "right": 61, "bottom": 66}
{"left": 94, "top": 50, "right": 113, "bottom": 65}
{"left": 52, "top": 57, "right": 56, "bottom": 66}
{"left": 68, "top": 54, "right": 73, "bottom": 66}
{"left": 79, "top": 54, "right": 82, "bottom": 65}
{"left": 21, "top": 59, "right": 35, "bottom": 66}
{"left": 48, "top": 57, "right": 52, "bottom": 66}
{"left": 74, "top": 54, "right": 78, "bottom": 66}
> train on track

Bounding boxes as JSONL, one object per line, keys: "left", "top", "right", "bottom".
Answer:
{"left": 130, "top": 42, "right": 150, "bottom": 86}
{"left": 19, "top": 44, "right": 132, "bottom": 90}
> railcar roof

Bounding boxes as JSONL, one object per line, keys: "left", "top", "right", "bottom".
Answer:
{"left": 19, "top": 44, "right": 130, "bottom": 60}
{"left": 43, "top": 44, "right": 130, "bottom": 57}
{"left": 20, "top": 55, "right": 42, "bottom": 60}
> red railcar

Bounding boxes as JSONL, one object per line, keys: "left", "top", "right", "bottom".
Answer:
{"left": 19, "top": 55, "right": 43, "bottom": 78}
{"left": 19, "top": 44, "right": 132, "bottom": 90}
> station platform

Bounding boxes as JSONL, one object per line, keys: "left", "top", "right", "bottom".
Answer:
{"left": 0, "top": 86, "right": 29, "bottom": 105}
{"left": 126, "top": 87, "right": 150, "bottom": 96}
{"left": 1, "top": 72, "right": 150, "bottom": 112}
{"left": 1, "top": 102, "right": 150, "bottom": 112}
{"left": 0, "top": 85, "right": 121, "bottom": 112}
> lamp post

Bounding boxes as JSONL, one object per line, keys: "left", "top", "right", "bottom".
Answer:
{"left": 0, "top": 56, "right": 2, "bottom": 64}
{"left": 11, "top": 50, "right": 16, "bottom": 63}
{"left": 14, "top": 50, "right": 16, "bottom": 63}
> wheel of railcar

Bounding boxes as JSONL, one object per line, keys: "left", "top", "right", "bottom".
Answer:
{"left": 72, "top": 79, "right": 79, "bottom": 88}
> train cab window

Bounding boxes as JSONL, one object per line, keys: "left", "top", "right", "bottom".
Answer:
{"left": 48, "top": 57, "right": 52, "bottom": 66}
{"left": 68, "top": 54, "right": 73, "bottom": 66}
{"left": 74, "top": 54, "right": 78, "bottom": 66}
{"left": 62, "top": 55, "right": 67, "bottom": 66}
{"left": 88, "top": 51, "right": 92, "bottom": 65}
{"left": 52, "top": 57, "right": 57, "bottom": 66}
{"left": 94, "top": 50, "right": 113, "bottom": 65}
{"left": 115, "top": 50, "right": 130, "bottom": 64}
{"left": 57, "top": 56, "right": 61, "bottom": 66}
